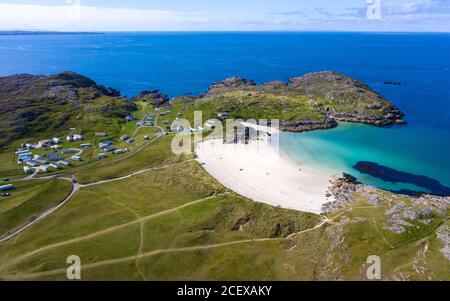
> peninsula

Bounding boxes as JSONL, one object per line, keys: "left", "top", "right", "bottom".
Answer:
{"left": 0, "top": 71, "right": 448, "bottom": 281}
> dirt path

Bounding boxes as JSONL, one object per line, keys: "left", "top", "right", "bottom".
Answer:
{"left": 3, "top": 216, "right": 329, "bottom": 280}
{"left": 0, "top": 194, "right": 225, "bottom": 271}
{"left": 371, "top": 217, "right": 395, "bottom": 249}
{"left": 80, "top": 160, "right": 195, "bottom": 188}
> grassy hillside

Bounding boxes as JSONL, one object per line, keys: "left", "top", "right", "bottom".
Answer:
{"left": 0, "top": 72, "right": 136, "bottom": 150}
{"left": 0, "top": 159, "right": 448, "bottom": 280}
{"left": 0, "top": 179, "right": 72, "bottom": 237}
{"left": 0, "top": 71, "right": 447, "bottom": 281}
{"left": 172, "top": 72, "right": 405, "bottom": 132}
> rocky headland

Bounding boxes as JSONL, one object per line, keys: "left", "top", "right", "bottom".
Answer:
{"left": 175, "top": 71, "right": 405, "bottom": 133}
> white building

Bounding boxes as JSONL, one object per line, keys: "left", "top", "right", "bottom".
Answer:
{"left": 73, "top": 134, "right": 83, "bottom": 141}
{"left": 113, "top": 149, "right": 124, "bottom": 155}
{"left": 26, "top": 160, "right": 38, "bottom": 167}
{"left": 23, "top": 166, "right": 33, "bottom": 174}
{"left": 53, "top": 137, "right": 61, "bottom": 144}
{"left": 49, "top": 163, "right": 61, "bottom": 169}
{"left": 40, "top": 165, "right": 49, "bottom": 173}
{"left": 205, "top": 120, "right": 218, "bottom": 128}
{"left": 37, "top": 140, "right": 49, "bottom": 148}
{"left": 35, "top": 157, "right": 49, "bottom": 164}
{"left": 0, "top": 184, "right": 13, "bottom": 191}
{"left": 66, "top": 136, "right": 74, "bottom": 142}
{"left": 58, "top": 160, "right": 71, "bottom": 166}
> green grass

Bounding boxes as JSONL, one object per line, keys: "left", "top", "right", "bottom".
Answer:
{"left": 0, "top": 151, "right": 21, "bottom": 178}
{"left": 72, "top": 135, "right": 192, "bottom": 184}
{"left": 0, "top": 179, "right": 72, "bottom": 237}
{"left": 0, "top": 160, "right": 320, "bottom": 280}
{"left": 0, "top": 135, "right": 449, "bottom": 280}
{"left": 0, "top": 120, "right": 449, "bottom": 280}
{"left": 173, "top": 91, "right": 326, "bottom": 128}
{"left": 0, "top": 87, "right": 446, "bottom": 280}
{"left": 320, "top": 188, "right": 450, "bottom": 280}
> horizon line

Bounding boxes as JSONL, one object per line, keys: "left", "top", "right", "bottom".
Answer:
{"left": 2, "top": 29, "right": 450, "bottom": 34}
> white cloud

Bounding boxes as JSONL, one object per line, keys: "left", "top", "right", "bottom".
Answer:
{"left": 0, "top": 3, "right": 202, "bottom": 31}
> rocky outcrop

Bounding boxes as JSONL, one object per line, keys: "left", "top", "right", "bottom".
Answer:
{"left": 280, "top": 117, "right": 338, "bottom": 132}
{"left": 288, "top": 71, "right": 375, "bottom": 96}
{"left": 437, "top": 226, "right": 450, "bottom": 261}
{"left": 324, "top": 175, "right": 450, "bottom": 236}
{"left": 0, "top": 72, "right": 132, "bottom": 149}
{"left": 289, "top": 71, "right": 405, "bottom": 126}
{"left": 183, "top": 71, "right": 406, "bottom": 131}
{"left": 132, "top": 90, "right": 170, "bottom": 107}
{"left": 331, "top": 110, "right": 405, "bottom": 126}
{"left": 207, "top": 77, "right": 256, "bottom": 94}
{"left": 0, "top": 71, "right": 120, "bottom": 103}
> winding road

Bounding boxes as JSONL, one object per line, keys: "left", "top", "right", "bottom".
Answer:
{"left": 0, "top": 177, "right": 79, "bottom": 244}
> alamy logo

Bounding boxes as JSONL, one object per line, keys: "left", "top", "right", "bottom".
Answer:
{"left": 66, "top": 255, "right": 81, "bottom": 280}
{"left": 367, "top": 0, "right": 382, "bottom": 20}
{"left": 366, "top": 255, "right": 381, "bottom": 280}
{"left": 170, "top": 111, "right": 280, "bottom": 155}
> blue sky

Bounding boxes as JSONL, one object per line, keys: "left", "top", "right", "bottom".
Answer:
{"left": 1, "top": 0, "right": 450, "bottom": 31}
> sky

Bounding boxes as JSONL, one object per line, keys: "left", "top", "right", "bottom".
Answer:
{"left": 0, "top": 0, "right": 450, "bottom": 32}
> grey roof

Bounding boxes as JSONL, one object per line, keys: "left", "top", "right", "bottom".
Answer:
{"left": 47, "top": 152, "right": 62, "bottom": 161}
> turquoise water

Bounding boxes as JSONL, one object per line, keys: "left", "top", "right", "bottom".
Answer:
{"left": 281, "top": 122, "right": 450, "bottom": 192}
{"left": 0, "top": 32, "right": 449, "bottom": 192}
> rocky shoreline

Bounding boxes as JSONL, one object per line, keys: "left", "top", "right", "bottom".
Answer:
{"left": 324, "top": 176, "right": 449, "bottom": 239}
{"left": 186, "top": 71, "right": 406, "bottom": 132}
{"left": 1, "top": 70, "right": 407, "bottom": 149}
{"left": 280, "top": 117, "right": 338, "bottom": 132}
{"left": 331, "top": 110, "right": 405, "bottom": 126}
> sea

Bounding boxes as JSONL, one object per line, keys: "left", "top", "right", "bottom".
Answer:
{"left": 1, "top": 32, "right": 449, "bottom": 193}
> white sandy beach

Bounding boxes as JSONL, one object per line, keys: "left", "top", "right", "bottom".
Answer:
{"left": 195, "top": 136, "right": 335, "bottom": 214}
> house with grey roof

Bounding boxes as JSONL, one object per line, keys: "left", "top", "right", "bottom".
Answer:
{"left": 47, "top": 152, "right": 62, "bottom": 161}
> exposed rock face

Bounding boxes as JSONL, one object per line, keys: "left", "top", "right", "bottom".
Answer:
{"left": 262, "top": 80, "right": 288, "bottom": 90}
{"left": 132, "top": 90, "right": 170, "bottom": 107}
{"left": 331, "top": 110, "right": 405, "bottom": 126}
{"left": 322, "top": 176, "right": 366, "bottom": 213}
{"left": 324, "top": 176, "right": 450, "bottom": 235}
{"left": 437, "top": 226, "right": 450, "bottom": 261}
{"left": 207, "top": 77, "right": 256, "bottom": 94}
{"left": 289, "top": 71, "right": 405, "bottom": 126}
{"left": 0, "top": 72, "right": 120, "bottom": 102}
{"left": 288, "top": 71, "right": 377, "bottom": 99}
{"left": 280, "top": 117, "right": 338, "bottom": 132}
{"left": 179, "top": 71, "right": 405, "bottom": 133}
{"left": 0, "top": 71, "right": 120, "bottom": 102}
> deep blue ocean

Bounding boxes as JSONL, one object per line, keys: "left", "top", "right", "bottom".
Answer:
{"left": 1, "top": 32, "right": 449, "bottom": 191}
